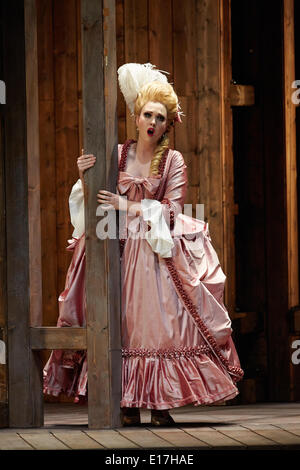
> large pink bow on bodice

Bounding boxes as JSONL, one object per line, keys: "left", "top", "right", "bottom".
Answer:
{"left": 117, "top": 171, "right": 161, "bottom": 201}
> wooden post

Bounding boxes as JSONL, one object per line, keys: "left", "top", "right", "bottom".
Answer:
{"left": 219, "top": 0, "right": 236, "bottom": 318}
{"left": 81, "top": 0, "right": 121, "bottom": 429}
{"left": 284, "top": 0, "right": 299, "bottom": 401}
{"left": 25, "top": 0, "right": 43, "bottom": 327}
{"left": 2, "top": 0, "right": 43, "bottom": 427}
{"left": 284, "top": 0, "right": 299, "bottom": 310}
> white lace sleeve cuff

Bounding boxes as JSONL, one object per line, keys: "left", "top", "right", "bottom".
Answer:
{"left": 141, "top": 199, "right": 174, "bottom": 258}
{"left": 69, "top": 179, "right": 85, "bottom": 238}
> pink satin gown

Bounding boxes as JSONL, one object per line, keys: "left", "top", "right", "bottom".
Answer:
{"left": 43, "top": 139, "right": 244, "bottom": 408}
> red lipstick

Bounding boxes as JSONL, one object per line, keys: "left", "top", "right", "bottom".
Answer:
{"left": 147, "top": 127, "right": 155, "bottom": 136}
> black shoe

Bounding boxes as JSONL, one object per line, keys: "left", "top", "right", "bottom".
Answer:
{"left": 121, "top": 407, "right": 141, "bottom": 426}
{"left": 151, "top": 409, "right": 175, "bottom": 426}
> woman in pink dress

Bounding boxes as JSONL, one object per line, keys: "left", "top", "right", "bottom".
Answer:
{"left": 43, "top": 63, "right": 243, "bottom": 426}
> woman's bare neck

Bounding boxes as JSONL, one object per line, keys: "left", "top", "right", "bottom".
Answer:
{"left": 125, "top": 141, "right": 154, "bottom": 177}
{"left": 135, "top": 139, "right": 156, "bottom": 163}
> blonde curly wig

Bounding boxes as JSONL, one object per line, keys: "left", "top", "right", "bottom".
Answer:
{"left": 134, "top": 81, "right": 180, "bottom": 175}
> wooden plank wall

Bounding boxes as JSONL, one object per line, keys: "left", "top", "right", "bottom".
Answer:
{"left": 38, "top": 0, "right": 211, "bottom": 325}
{"left": 25, "top": 0, "right": 43, "bottom": 327}
{"left": 8, "top": 0, "right": 298, "bottom": 410}
{"left": 37, "top": 0, "right": 82, "bottom": 327}
{"left": 36, "top": 0, "right": 57, "bottom": 328}
{"left": 118, "top": 0, "right": 200, "bottom": 226}
{"left": 37, "top": 0, "right": 83, "bottom": 402}
{"left": 2, "top": 0, "right": 43, "bottom": 427}
{"left": 37, "top": 0, "right": 236, "bottom": 403}
{"left": 117, "top": 0, "right": 230, "bottom": 270}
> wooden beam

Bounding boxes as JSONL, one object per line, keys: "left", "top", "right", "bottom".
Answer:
{"left": 3, "top": 0, "right": 43, "bottom": 427}
{"left": 30, "top": 327, "right": 87, "bottom": 350}
{"left": 284, "top": 0, "right": 299, "bottom": 309}
{"left": 220, "top": 0, "right": 236, "bottom": 317}
{"left": 229, "top": 84, "right": 255, "bottom": 106}
{"left": 103, "top": 0, "right": 122, "bottom": 428}
{"left": 81, "top": 0, "right": 121, "bottom": 429}
{"left": 25, "top": 0, "right": 43, "bottom": 327}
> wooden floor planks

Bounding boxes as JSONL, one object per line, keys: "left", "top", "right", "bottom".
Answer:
{"left": 18, "top": 431, "right": 69, "bottom": 450}
{"left": 117, "top": 428, "right": 175, "bottom": 448}
{"left": 85, "top": 430, "right": 140, "bottom": 449}
{"left": 0, "top": 432, "right": 34, "bottom": 450}
{"left": 150, "top": 428, "right": 210, "bottom": 448}
{"left": 210, "top": 425, "right": 282, "bottom": 449}
{"left": 51, "top": 430, "right": 104, "bottom": 449}
{"left": 241, "top": 424, "right": 300, "bottom": 447}
{"left": 1, "top": 403, "right": 300, "bottom": 449}
{"left": 181, "top": 427, "right": 245, "bottom": 449}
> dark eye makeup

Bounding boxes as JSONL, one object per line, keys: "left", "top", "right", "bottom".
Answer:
{"left": 143, "top": 111, "right": 166, "bottom": 122}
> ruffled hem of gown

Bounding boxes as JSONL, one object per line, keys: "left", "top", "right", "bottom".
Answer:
{"left": 120, "top": 351, "right": 239, "bottom": 410}
{"left": 43, "top": 350, "right": 88, "bottom": 403}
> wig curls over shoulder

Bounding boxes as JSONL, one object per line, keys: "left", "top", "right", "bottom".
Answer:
{"left": 134, "top": 81, "right": 180, "bottom": 175}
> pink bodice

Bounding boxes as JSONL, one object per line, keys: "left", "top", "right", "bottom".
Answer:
{"left": 117, "top": 171, "right": 161, "bottom": 201}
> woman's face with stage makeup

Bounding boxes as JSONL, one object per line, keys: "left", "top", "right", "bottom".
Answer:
{"left": 136, "top": 101, "right": 168, "bottom": 143}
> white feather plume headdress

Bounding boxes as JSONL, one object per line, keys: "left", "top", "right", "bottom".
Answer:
{"left": 117, "top": 62, "right": 182, "bottom": 122}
